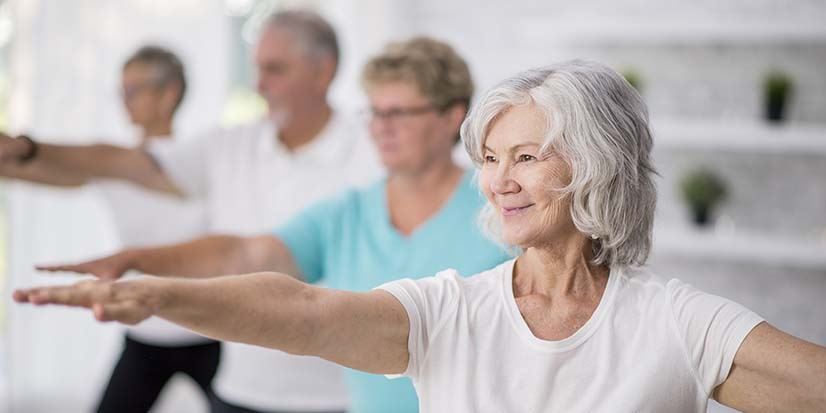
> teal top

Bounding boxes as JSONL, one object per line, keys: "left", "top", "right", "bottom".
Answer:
{"left": 274, "top": 170, "right": 512, "bottom": 413}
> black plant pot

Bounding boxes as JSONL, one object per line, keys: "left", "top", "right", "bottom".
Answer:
{"left": 766, "top": 97, "right": 786, "bottom": 122}
{"left": 692, "top": 207, "right": 710, "bottom": 226}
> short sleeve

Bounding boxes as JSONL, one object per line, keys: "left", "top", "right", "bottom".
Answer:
{"left": 145, "top": 133, "right": 212, "bottom": 199}
{"left": 272, "top": 193, "right": 351, "bottom": 284}
{"left": 375, "top": 270, "right": 462, "bottom": 381}
{"left": 667, "top": 279, "right": 764, "bottom": 395}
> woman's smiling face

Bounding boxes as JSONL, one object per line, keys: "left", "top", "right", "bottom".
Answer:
{"left": 478, "top": 103, "right": 577, "bottom": 249}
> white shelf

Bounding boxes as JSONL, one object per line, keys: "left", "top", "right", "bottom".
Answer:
{"left": 651, "top": 119, "right": 826, "bottom": 155}
{"left": 652, "top": 226, "right": 826, "bottom": 270}
{"left": 516, "top": 16, "right": 826, "bottom": 45}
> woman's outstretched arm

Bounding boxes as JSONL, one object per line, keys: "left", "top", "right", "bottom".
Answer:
{"left": 13, "top": 272, "right": 410, "bottom": 374}
{"left": 714, "top": 322, "right": 826, "bottom": 412}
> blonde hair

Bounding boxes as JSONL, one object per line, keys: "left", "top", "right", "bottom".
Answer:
{"left": 362, "top": 37, "right": 473, "bottom": 110}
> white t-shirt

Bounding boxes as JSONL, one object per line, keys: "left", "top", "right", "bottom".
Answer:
{"left": 95, "top": 137, "right": 211, "bottom": 346}
{"left": 378, "top": 259, "right": 764, "bottom": 413}
{"left": 149, "top": 113, "right": 382, "bottom": 411}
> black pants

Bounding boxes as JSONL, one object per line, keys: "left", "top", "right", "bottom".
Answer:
{"left": 96, "top": 335, "right": 221, "bottom": 413}
{"left": 209, "top": 394, "right": 346, "bottom": 413}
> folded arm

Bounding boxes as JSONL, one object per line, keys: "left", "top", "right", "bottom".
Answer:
{"left": 13, "top": 273, "right": 410, "bottom": 374}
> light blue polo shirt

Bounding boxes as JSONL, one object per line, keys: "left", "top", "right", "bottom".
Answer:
{"left": 274, "top": 169, "right": 511, "bottom": 413}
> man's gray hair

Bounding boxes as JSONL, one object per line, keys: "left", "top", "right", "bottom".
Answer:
{"left": 265, "top": 10, "right": 339, "bottom": 73}
{"left": 461, "top": 60, "right": 657, "bottom": 268}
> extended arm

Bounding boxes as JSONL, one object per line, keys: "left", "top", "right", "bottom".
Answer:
{"left": 714, "top": 322, "right": 826, "bottom": 411}
{"left": 37, "top": 234, "right": 301, "bottom": 280}
{"left": 0, "top": 133, "right": 181, "bottom": 194}
{"left": 13, "top": 272, "right": 410, "bottom": 374}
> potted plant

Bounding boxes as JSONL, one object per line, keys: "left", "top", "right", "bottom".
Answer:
{"left": 679, "top": 169, "right": 727, "bottom": 227}
{"left": 763, "top": 71, "right": 793, "bottom": 122}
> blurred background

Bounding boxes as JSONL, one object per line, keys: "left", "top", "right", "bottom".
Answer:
{"left": 0, "top": 0, "right": 823, "bottom": 412}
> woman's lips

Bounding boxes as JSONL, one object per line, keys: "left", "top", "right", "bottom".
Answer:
{"left": 501, "top": 204, "right": 534, "bottom": 216}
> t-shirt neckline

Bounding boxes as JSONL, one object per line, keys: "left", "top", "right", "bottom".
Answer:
{"left": 500, "top": 258, "right": 621, "bottom": 352}
{"left": 377, "top": 169, "right": 473, "bottom": 243}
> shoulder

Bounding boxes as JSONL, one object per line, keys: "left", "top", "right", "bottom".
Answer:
{"left": 622, "top": 267, "right": 729, "bottom": 310}
{"left": 618, "top": 267, "right": 761, "bottom": 333}
{"left": 616, "top": 266, "right": 671, "bottom": 293}
{"left": 607, "top": 266, "right": 682, "bottom": 316}
{"left": 460, "top": 259, "right": 513, "bottom": 291}
{"left": 613, "top": 266, "right": 728, "bottom": 310}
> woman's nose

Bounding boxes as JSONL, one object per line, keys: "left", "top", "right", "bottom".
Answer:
{"left": 490, "top": 165, "right": 519, "bottom": 195}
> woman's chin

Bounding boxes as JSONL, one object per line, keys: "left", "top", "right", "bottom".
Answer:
{"left": 500, "top": 232, "right": 529, "bottom": 250}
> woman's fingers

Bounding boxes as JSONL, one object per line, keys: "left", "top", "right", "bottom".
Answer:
{"left": 93, "top": 301, "right": 151, "bottom": 325}
{"left": 15, "top": 279, "right": 154, "bottom": 326}
{"left": 12, "top": 288, "right": 35, "bottom": 303}
{"left": 18, "top": 282, "right": 94, "bottom": 307}
{"left": 15, "top": 280, "right": 109, "bottom": 307}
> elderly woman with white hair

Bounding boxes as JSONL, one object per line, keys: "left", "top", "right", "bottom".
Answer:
{"left": 15, "top": 60, "right": 826, "bottom": 412}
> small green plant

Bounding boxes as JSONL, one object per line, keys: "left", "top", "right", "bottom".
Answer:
{"left": 763, "top": 71, "right": 793, "bottom": 122}
{"left": 679, "top": 169, "right": 727, "bottom": 226}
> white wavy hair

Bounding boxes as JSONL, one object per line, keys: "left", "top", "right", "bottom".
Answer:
{"left": 461, "top": 60, "right": 657, "bottom": 268}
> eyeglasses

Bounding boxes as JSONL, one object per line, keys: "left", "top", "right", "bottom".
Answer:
{"left": 362, "top": 105, "right": 440, "bottom": 123}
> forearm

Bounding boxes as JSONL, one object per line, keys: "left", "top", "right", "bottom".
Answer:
{"left": 125, "top": 234, "right": 296, "bottom": 278}
{"left": 154, "top": 273, "right": 321, "bottom": 355}
{"left": 0, "top": 161, "right": 88, "bottom": 187}
{"left": 0, "top": 142, "right": 102, "bottom": 186}
{"left": 0, "top": 141, "right": 181, "bottom": 194}
{"left": 14, "top": 270, "right": 410, "bottom": 374}
{"left": 154, "top": 273, "right": 409, "bottom": 372}
{"left": 40, "top": 143, "right": 181, "bottom": 194}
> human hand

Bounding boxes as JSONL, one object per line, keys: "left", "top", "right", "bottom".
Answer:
{"left": 36, "top": 251, "right": 135, "bottom": 280}
{"left": 0, "top": 132, "right": 34, "bottom": 163}
{"left": 12, "top": 278, "right": 160, "bottom": 325}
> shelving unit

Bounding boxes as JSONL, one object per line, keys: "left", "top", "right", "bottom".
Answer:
{"left": 651, "top": 118, "right": 826, "bottom": 155}
{"left": 652, "top": 226, "right": 826, "bottom": 271}
{"left": 513, "top": 14, "right": 826, "bottom": 45}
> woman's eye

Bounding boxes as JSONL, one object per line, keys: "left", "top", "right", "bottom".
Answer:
{"left": 518, "top": 154, "right": 536, "bottom": 162}
{"left": 484, "top": 155, "right": 497, "bottom": 163}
